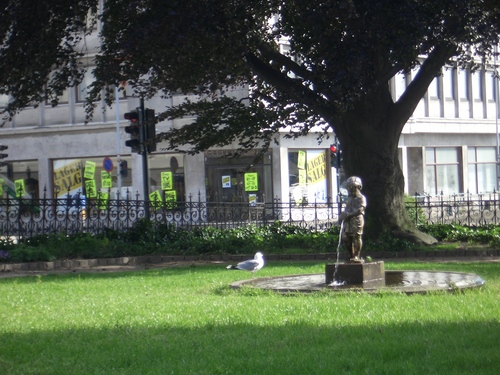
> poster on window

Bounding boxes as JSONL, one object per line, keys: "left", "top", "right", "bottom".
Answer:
{"left": 297, "top": 150, "right": 306, "bottom": 169}
{"left": 305, "top": 150, "right": 327, "bottom": 202}
{"left": 222, "top": 175, "right": 231, "bottom": 188}
{"left": 101, "top": 171, "right": 112, "bottom": 189}
{"left": 84, "top": 161, "right": 96, "bottom": 180}
{"left": 149, "top": 190, "right": 163, "bottom": 209}
{"left": 85, "top": 179, "right": 97, "bottom": 198}
{"left": 244, "top": 173, "right": 258, "bottom": 191}
{"left": 97, "top": 192, "right": 109, "bottom": 210}
{"left": 249, "top": 193, "right": 257, "bottom": 206}
{"left": 165, "top": 190, "right": 177, "bottom": 209}
{"left": 53, "top": 159, "right": 83, "bottom": 197}
{"left": 298, "top": 169, "right": 307, "bottom": 186}
{"left": 14, "top": 179, "right": 26, "bottom": 197}
{"left": 161, "top": 171, "right": 173, "bottom": 190}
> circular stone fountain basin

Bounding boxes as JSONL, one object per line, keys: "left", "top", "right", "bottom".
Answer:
{"left": 230, "top": 270, "right": 485, "bottom": 294}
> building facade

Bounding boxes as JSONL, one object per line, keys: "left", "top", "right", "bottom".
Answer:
{"left": 1, "top": 20, "right": 499, "bottom": 205}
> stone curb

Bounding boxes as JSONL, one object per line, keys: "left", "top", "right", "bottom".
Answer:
{"left": 1, "top": 249, "right": 499, "bottom": 273}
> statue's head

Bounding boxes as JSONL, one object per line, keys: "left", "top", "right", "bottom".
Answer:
{"left": 346, "top": 176, "right": 363, "bottom": 190}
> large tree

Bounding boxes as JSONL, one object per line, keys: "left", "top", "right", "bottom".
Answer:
{"left": 2, "top": 0, "right": 500, "bottom": 242}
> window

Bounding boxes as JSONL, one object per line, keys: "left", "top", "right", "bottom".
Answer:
{"left": 468, "top": 147, "right": 497, "bottom": 193}
{"left": 425, "top": 147, "right": 461, "bottom": 195}
{"left": 443, "top": 67, "right": 454, "bottom": 99}
{"left": 205, "top": 149, "right": 272, "bottom": 203}
{"left": 46, "top": 71, "right": 70, "bottom": 105}
{"left": 76, "top": 68, "right": 126, "bottom": 102}
{"left": 0, "top": 94, "right": 9, "bottom": 108}
{"left": 288, "top": 149, "right": 328, "bottom": 204}
{"left": 458, "top": 69, "right": 469, "bottom": 100}
{"left": 77, "top": 68, "right": 95, "bottom": 102}
{"left": 0, "top": 160, "right": 39, "bottom": 199}
{"left": 428, "top": 76, "right": 439, "bottom": 98}
{"left": 55, "top": 88, "right": 69, "bottom": 104}
{"left": 472, "top": 70, "right": 483, "bottom": 101}
{"left": 148, "top": 153, "right": 186, "bottom": 203}
{"left": 485, "top": 70, "right": 494, "bottom": 101}
{"left": 393, "top": 72, "right": 407, "bottom": 101}
{"left": 52, "top": 156, "right": 132, "bottom": 199}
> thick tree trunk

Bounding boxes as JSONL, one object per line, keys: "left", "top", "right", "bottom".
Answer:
{"left": 334, "top": 104, "right": 437, "bottom": 245}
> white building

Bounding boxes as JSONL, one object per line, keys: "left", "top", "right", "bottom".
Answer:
{"left": 0, "top": 20, "right": 499, "bottom": 205}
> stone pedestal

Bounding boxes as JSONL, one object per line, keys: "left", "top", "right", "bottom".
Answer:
{"left": 325, "top": 261, "right": 385, "bottom": 288}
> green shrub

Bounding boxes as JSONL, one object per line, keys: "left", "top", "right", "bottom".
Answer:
{"left": 405, "top": 195, "right": 428, "bottom": 225}
{"left": 363, "top": 231, "right": 417, "bottom": 252}
{"left": 419, "top": 223, "right": 500, "bottom": 244}
{"left": 2, "top": 222, "right": 500, "bottom": 263}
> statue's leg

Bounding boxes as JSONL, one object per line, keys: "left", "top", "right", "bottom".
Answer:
{"left": 353, "top": 236, "right": 362, "bottom": 258}
{"left": 342, "top": 232, "right": 353, "bottom": 259}
{"left": 350, "top": 235, "right": 364, "bottom": 262}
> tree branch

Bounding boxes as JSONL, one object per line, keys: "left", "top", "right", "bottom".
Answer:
{"left": 245, "top": 51, "right": 338, "bottom": 123}
{"left": 255, "top": 42, "right": 313, "bottom": 81}
{"left": 393, "top": 43, "right": 457, "bottom": 126}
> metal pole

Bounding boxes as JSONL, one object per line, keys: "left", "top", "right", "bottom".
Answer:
{"left": 495, "top": 45, "right": 500, "bottom": 190}
{"left": 115, "top": 86, "right": 122, "bottom": 192}
{"left": 140, "top": 97, "right": 149, "bottom": 200}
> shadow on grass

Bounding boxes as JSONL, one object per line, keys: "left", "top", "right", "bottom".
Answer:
{"left": 1, "top": 320, "right": 498, "bottom": 375}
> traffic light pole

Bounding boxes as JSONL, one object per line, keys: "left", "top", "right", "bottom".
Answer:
{"left": 115, "top": 86, "right": 122, "bottom": 191}
{"left": 330, "top": 138, "right": 341, "bottom": 199}
{"left": 140, "top": 98, "right": 149, "bottom": 200}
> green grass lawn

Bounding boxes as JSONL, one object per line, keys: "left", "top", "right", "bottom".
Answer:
{"left": 0, "top": 261, "right": 499, "bottom": 375}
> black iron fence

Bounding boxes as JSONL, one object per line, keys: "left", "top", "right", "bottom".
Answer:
{"left": 0, "top": 193, "right": 342, "bottom": 239}
{"left": 406, "top": 192, "right": 500, "bottom": 226}
{"left": 1, "top": 191, "right": 499, "bottom": 239}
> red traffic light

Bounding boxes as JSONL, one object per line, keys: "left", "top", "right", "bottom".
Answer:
{"left": 330, "top": 144, "right": 337, "bottom": 153}
{"left": 124, "top": 111, "right": 139, "bottom": 123}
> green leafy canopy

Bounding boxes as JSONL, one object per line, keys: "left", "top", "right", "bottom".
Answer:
{"left": 2, "top": 0, "right": 499, "bottom": 152}
{"left": 2, "top": 0, "right": 500, "bottom": 239}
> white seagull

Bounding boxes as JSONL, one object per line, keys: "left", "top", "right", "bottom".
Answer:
{"left": 226, "top": 252, "right": 265, "bottom": 278}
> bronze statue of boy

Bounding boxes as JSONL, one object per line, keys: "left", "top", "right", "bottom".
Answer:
{"left": 339, "top": 176, "right": 367, "bottom": 263}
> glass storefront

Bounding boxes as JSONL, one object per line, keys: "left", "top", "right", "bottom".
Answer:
{"left": 205, "top": 150, "right": 272, "bottom": 204}
{"left": 288, "top": 149, "right": 329, "bottom": 204}
{"left": 52, "top": 156, "right": 132, "bottom": 200}
{"left": 0, "top": 160, "right": 39, "bottom": 199}
{"left": 148, "top": 153, "right": 185, "bottom": 204}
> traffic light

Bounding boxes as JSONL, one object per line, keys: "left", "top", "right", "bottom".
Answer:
{"left": 144, "top": 108, "right": 156, "bottom": 153}
{"left": 330, "top": 143, "right": 342, "bottom": 168}
{"left": 119, "top": 160, "right": 128, "bottom": 177}
{"left": 330, "top": 144, "right": 338, "bottom": 167}
{"left": 124, "top": 110, "right": 142, "bottom": 154}
{"left": 0, "top": 145, "right": 8, "bottom": 168}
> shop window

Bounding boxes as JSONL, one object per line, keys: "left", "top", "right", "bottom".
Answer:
{"left": 52, "top": 156, "right": 132, "bottom": 199}
{"left": 205, "top": 150, "right": 272, "bottom": 203}
{"left": 0, "top": 161, "right": 39, "bottom": 199}
{"left": 148, "top": 154, "right": 186, "bottom": 204}
{"left": 288, "top": 149, "right": 328, "bottom": 204}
